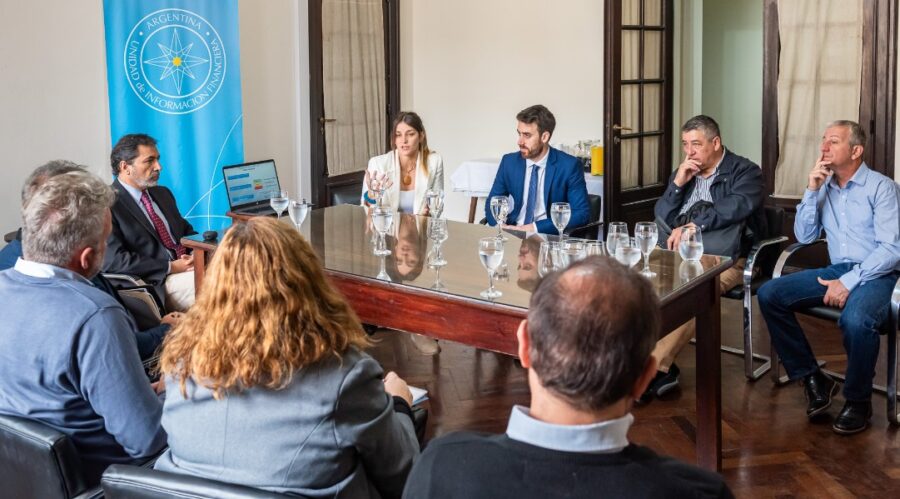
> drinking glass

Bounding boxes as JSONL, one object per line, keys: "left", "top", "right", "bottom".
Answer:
{"left": 550, "top": 202, "right": 571, "bottom": 240}
{"left": 427, "top": 218, "right": 448, "bottom": 267}
{"left": 478, "top": 237, "right": 504, "bottom": 299}
{"left": 425, "top": 189, "right": 444, "bottom": 218}
{"left": 634, "top": 222, "right": 659, "bottom": 277}
{"left": 606, "top": 221, "right": 628, "bottom": 257}
{"left": 288, "top": 199, "right": 310, "bottom": 229}
{"left": 559, "top": 238, "right": 587, "bottom": 266}
{"left": 678, "top": 226, "right": 704, "bottom": 262}
{"left": 585, "top": 241, "right": 606, "bottom": 257}
{"left": 615, "top": 237, "right": 642, "bottom": 268}
{"left": 490, "top": 196, "right": 510, "bottom": 240}
{"left": 270, "top": 190, "right": 289, "bottom": 219}
{"left": 538, "top": 241, "right": 559, "bottom": 277}
{"left": 372, "top": 207, "right": 393, "bottom": 256}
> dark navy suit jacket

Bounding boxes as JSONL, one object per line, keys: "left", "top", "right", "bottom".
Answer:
{"left": 484, "top": 147, "right": 591, "bottom": 234}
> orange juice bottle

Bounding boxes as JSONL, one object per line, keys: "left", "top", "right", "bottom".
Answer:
{"left": 591, "top": 144, "right": 604, "bottom": 176}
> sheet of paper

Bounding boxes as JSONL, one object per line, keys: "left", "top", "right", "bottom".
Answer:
{"left": 409, "top": 385, "right": 428, "bottom": 405}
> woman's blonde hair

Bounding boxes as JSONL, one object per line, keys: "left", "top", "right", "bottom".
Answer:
{"left": 159, "top": 217, "right": 370, "bottom": 399}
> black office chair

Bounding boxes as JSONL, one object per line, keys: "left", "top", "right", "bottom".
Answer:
{"left": 0, "top": 414, "right": 102, "bottom": 499}
{"left": 102, "top": 464, "right": 303, "bottom": 498}
{"left": 719, "top": 205, "right": 789, "bottom": 380}
{"left": 769, "top": 239, "right": 900, "bottom": 424}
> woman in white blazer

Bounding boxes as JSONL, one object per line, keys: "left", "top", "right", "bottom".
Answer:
{"left": 361, "top": 111, "right": 443, "bottom": 214}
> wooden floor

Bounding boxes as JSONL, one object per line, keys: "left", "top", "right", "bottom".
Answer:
{"left": 366, "top": 296, "right": 900, "bottom": 498}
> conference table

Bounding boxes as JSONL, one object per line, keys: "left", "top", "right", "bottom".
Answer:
{"left": 182, "top": 204, "right": 731, "bottom": 471}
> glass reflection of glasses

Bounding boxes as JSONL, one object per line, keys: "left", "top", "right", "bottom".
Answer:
{"left": 479, "top": 237, "right": 504, "bottom": 299}
{"left": 372, "top": 207, "right": 393, "bottom": 256}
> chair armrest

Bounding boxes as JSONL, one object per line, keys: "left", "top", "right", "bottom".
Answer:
{"left": 772, "top": 239, "right": 827, "bottom": 279}
{"left": 565, "top": 221, "right": 604, "bottom": 240}
{"left": 892, "top": 275, "right": 900, "bottom": 332}
{"left": 743, "top": 235, "right": 789, "bottom": 286}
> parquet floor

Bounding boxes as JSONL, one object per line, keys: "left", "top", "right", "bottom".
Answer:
{"left": 365, "top": 297, "right": 900, "bottom": 498}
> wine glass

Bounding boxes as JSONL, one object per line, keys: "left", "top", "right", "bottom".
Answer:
{"left": 615, "top": 237, "right": 642, "bottom": 268}
{"left": 559, "top": 238, "right": 587, "bottom": 267}
{"left": 372, "top": 207, "right": 393, "bottom": 256}
{"left": 678, "top": 226, "right": 704, "bottom": 262}
{"left": 478, "top": 237, "right": 504, "bottom": 299}
{"left": 606, "top": 222, "right": 628, "bottom": 257}
{"left": 270, "top": 190, "right": 289, "bottom": 219}
{"left": 550, "top": 202, "right": 571, "bottom": 240}
{"left": 427, "top": 218, "right": 448, "bottom": 267}
{"left": 288, "top": 199, "right": 310, "bottom": 229}
{"left": 538, "top": 241, "right": 559, "bottom": 277}
{"left": 585, "top": 241, "right": 607, "bottom": 257}
{"left": 367, "top": 171, "right": 392, "bottom": 207}
{"left": 425, "top": 189, "right": 444, "bottom": 218}
{"left": 490, "top": 196, "right": 510, "bottom": 240}
{"left": 634, "top": 222, "right": 659, "bottom": 277}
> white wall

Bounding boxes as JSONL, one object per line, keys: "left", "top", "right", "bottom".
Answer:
{"left": 0, "top": 0, "right": 308, "bottom": 234}
{"left": 401, "top": 0, "right": 605, "bottom": 222}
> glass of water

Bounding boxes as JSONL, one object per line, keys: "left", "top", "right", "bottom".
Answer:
{"left": 425, "top": 189, "right": 444, "bottom": 218}
{"left": 606, "top": 221, "right": 628, "bottom": 257}
{"left": 550, "top": 202, "right": 571, "bottom": 240}
{"left": 634, "top": 222, "right": 659, "bottom": 277}
{"left": 288, "top": 199, "right": 310, "bottom": 229}
{"left": 478, "top": 236, "right": 504, "bottom": 299}
{"left": 585, "top": 241, "right": 606, "bottom": 257}
{"left": 560, "top": 238, "right": 587, "bottom": 266}
{"left": 270, "top": 190, "right": 289, "bottom": 219}
{"left": 615, "top": 237, "right": 642, "bottom": 268}
{"left": 372, "top": 206, "right": 393, "bottom": 256}
{"left": 490, "top": 196, "right": 510, "bottom": 240}
{"left": 678, "top": 226, "right": 704, "bottom": 262}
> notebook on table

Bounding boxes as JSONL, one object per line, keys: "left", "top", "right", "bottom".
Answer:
{"left": 222, "top": 159, "right": 282, "bottom": 217}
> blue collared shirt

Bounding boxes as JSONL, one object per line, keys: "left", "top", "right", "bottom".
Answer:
{"left": 505, "top": 405, "right": 632, "bottom": 454}
{"left": 795, "top": 163, "right": 900, "bottom": 291}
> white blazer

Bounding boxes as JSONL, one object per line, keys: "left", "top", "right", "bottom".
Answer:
{"left": 361, "top": 150, "right": 444, "bottom": 214}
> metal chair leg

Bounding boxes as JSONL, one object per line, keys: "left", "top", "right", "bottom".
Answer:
{"left": 888, "top": 279, "right": 900, "bottom": 425}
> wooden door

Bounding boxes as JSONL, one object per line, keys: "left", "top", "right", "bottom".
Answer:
{"left": 603, "top": 0, "right": 674, "bottom": 229}
{"left": 309, "top": 0, "right": 400, "bottom": 207}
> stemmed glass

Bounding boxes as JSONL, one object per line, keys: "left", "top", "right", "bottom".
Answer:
{"left": 538, "top": 241, "right": 559, "bottom": 277}
{"left": 615, "top": 237, "right": 642, "bottom": 268}
{"left": 270, "top": 190, "right": 289, "bottom": 220}
{"left": 368, "top": 171, "right": 392, "bottom": 207}
{"left": 585, "top": 241, "right": 607, "bottom": 257}
{"left": 478, "top": 237, "right": 504, "bottom": 299}
{"left": 678, "top": 225, "right": 704, "bottom": 262}
{"left": 634, "top": 222, "right": 659, "bottom": 276}
{"left": 606, "top": 221, "right": 628, "bottom": 257}
{"left": 550, "top": 202, "right": 571, "bottom": 240}
{"left": 427, "top": 218, "right": 448, "bottom": 267}
{"left": 288, "top": 199, "right": 310, "bottom": 229}
{"left": 425, "top": 189, "right": 444, "bottom": 218}
{"left": 372, "top": 206, "right": 393, "bottom": 256}
{"left": 559, "top": 238, "right": 587, "bottom": 267}
{"left": 490, "top": 196, "right": 510, "bottom": 240}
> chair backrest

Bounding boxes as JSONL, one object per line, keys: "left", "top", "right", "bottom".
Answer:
{"left": 102, "top": 465, "right": 299, "bottom": 499}
{"left": 0, "top": 414, "right": 91, "bottom": 499}
{"left": 756, "top": 205, "right": 786, "bottom": 277}
{"left": 587, "top": 193, "right": 602, "bottom": 223}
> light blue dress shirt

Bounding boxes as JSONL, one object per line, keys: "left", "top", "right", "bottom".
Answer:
{"left": 795, "top": 163, "right": 900, "bottom": 291}
{"left": 505, "top": 405, "right": 632, "bottom": 454}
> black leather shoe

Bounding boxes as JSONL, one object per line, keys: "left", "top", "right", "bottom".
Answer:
{"left": 803, "top": 370, "right": 837, "bottom": 418}
{"left": 832, "top": 400, "right": 872, "bottom": 435}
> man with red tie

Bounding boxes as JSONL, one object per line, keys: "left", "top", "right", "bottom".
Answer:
{"left": 104, "top": 134, "right": 197, "bottom": 311}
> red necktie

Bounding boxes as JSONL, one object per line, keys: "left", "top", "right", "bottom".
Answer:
{"left": 139, "top": 191, "right": 187, "bottom": 258}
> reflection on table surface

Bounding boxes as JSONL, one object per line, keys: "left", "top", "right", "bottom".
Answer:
{"left": 188, "top": 205, "right": 730, "bottom": 309}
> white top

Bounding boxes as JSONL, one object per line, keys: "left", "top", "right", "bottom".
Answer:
{"left": 398, "top": 190, "right": 415, "bottom": 213}
{"left": 515, "top": 150, "right": 550, "bottom": 226}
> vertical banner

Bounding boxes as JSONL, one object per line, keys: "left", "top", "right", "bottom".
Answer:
{"left": 103, "top": 0, "right": 243, "bottom": 230}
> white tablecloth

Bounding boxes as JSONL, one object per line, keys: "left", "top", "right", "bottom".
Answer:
{"left": 451, "top": 158, "right": 604, "bottom": 218}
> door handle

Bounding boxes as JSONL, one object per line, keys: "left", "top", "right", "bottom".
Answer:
{"left": 319, "top": 117, "right": 337, "bottom": 124}
{"left": 612, "top": 124, "right": 632, "bottom": 132}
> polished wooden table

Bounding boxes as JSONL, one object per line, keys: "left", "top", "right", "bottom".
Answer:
{"left": 184, "top": 205, "right": 732, "bottom": 471}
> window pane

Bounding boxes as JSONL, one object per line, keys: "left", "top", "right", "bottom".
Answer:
{"left": 622, "top": 84, "right": 639, "bottom": 133}
{"left": 643, "top": 30, "right": 662, "bottom": 79}
{"left": 644, "top": 0, "right": 662, "bottom": 26}
{"left": 642, "top": 83, "right": 662, "bottom": 132}
{"left": 621, "top": 138, "right": 639, "bottom": 189}
{"left": 642, "top": 136, "right": 660, "bottom": 185}
{"left": 623, "top": 0, "right": 640, "bottom": 25}
{"left": 622, "top": 30, "right": 640, "bottom": 80}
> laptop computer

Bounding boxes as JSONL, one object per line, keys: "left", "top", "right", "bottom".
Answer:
{"left": 222, "top": 159, "right": 282, "bottom": 216}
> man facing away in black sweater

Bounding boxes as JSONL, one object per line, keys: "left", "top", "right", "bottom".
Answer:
{"left": 403, "top": 257, "right": 733, "bottom": 499}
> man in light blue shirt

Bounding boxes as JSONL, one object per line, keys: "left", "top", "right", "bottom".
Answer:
{"left": 0, "top": 167, "right": 166, "bottom": 484}
{"left": 759, "top": 120, "right": 900, "bottom": 435}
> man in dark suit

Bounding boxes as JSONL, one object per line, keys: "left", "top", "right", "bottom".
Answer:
{"left": 485, "top": 105, "right": 590, "bottom": 234}
{"left": 103, "top": 134, "right": 197, "bottom": 311}
{"left": 403, "top": 257, "right": 733, "bottom": 499}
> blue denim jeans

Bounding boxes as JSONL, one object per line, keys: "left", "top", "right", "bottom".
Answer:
{"left": 758, "top": 263, "right": 898, "bottom": 401}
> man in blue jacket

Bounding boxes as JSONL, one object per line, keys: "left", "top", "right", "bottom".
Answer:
{"left": 485, "top": 105, "right": 590, "bottom": 234}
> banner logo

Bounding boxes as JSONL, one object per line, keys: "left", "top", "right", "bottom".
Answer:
{"left": 123, "top": 8, "right": 226, "bottom": 115}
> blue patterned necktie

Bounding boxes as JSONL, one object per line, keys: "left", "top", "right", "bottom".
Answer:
{"left": 523, "top": 164, "right": 540, "bottom": 225}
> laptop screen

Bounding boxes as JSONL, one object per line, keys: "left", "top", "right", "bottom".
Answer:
{"left": 223, "top": 160, "right": 281, "bottom": 209}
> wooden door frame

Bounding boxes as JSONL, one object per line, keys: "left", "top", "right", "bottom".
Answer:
{"left": 762, "top": 0, "right": 897, "bottom": 198}
{"left": 308, "top": 0, "right": 401, "bottom": 207}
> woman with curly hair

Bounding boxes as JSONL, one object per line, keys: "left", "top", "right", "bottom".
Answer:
{"left": 154, "top": 217, "right": 419, "bottom": 498}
